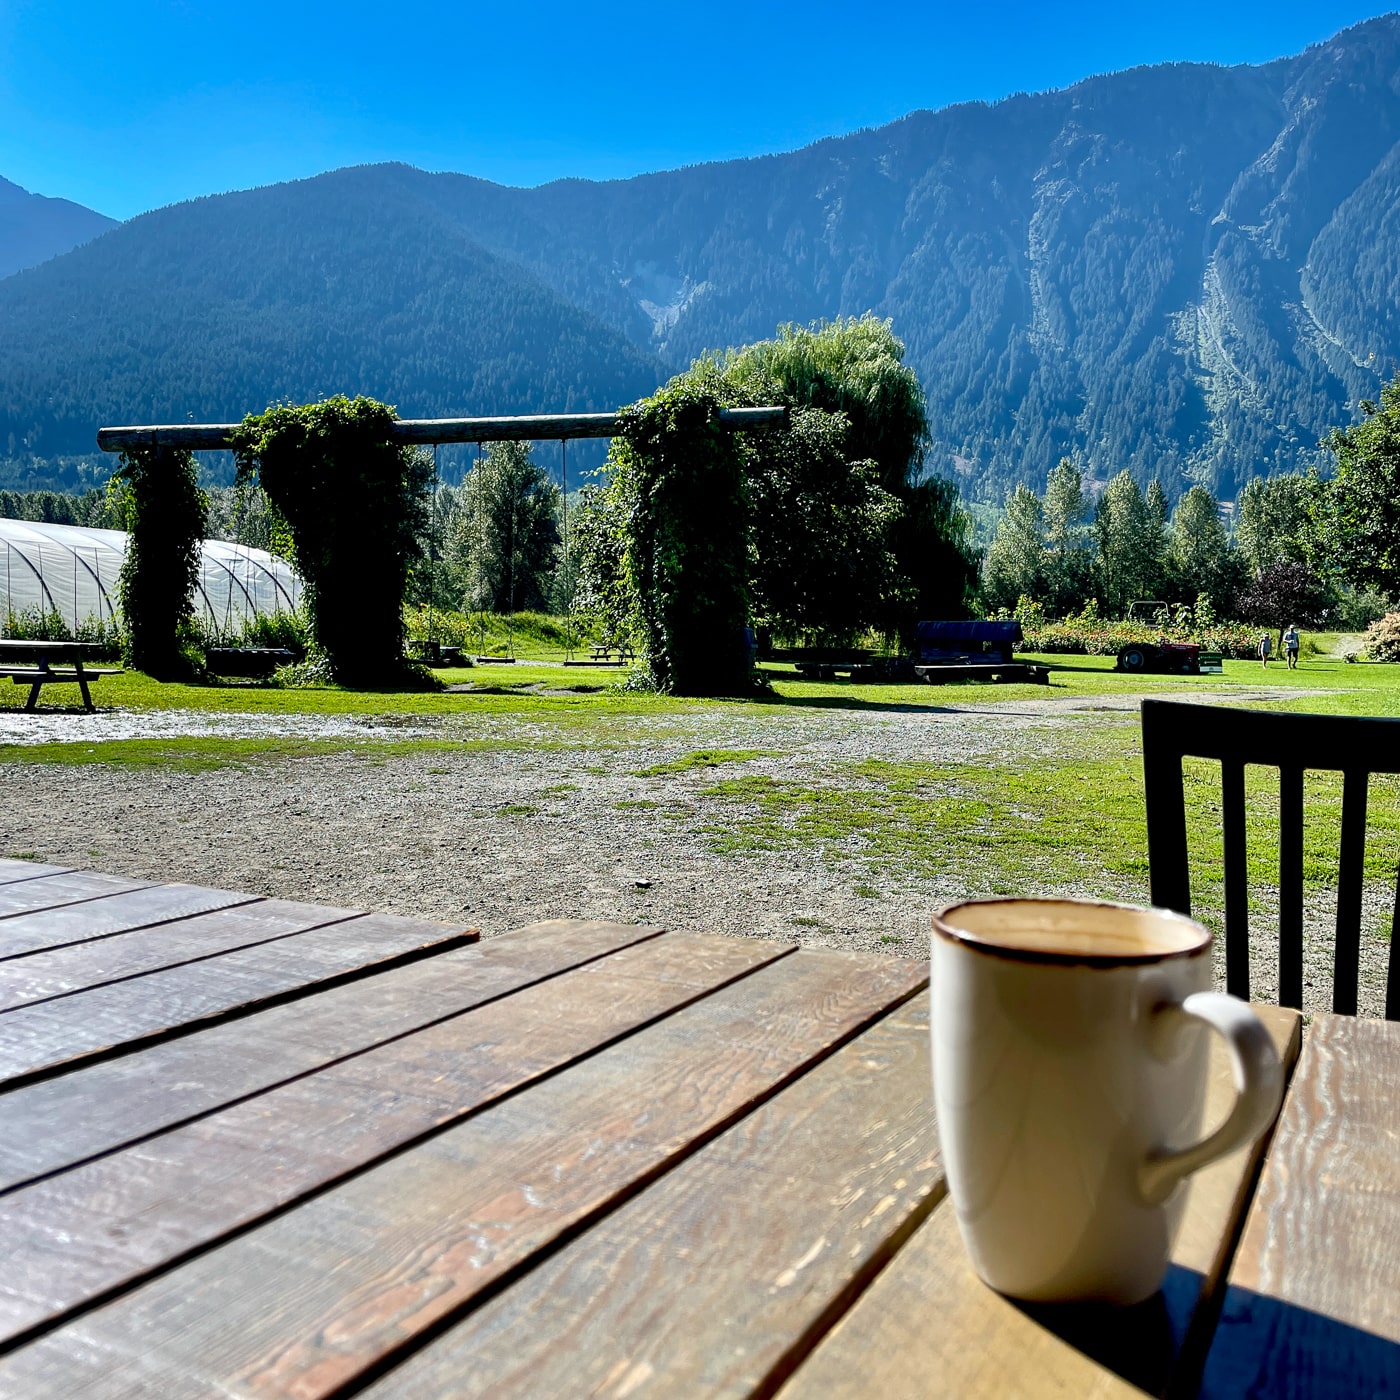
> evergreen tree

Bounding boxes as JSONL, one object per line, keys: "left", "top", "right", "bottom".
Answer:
{"left": 982, "top": 485, "right": 1044, "bottom": 611}
{"left": 448, "top": 442, "right": 561, "bottom": 614}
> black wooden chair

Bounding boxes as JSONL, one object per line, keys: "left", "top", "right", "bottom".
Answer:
{"left": 1141, "top": 699, "right": 1400, "bottom": 1019}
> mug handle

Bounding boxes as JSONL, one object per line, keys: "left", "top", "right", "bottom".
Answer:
{"left": 1139, "top": 991, "right": 1285, "bottom": 1205}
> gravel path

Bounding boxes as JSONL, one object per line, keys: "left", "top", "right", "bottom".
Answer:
{"left": 3, "top": 700, "right": 1067, "bottom": 950}
{"left": 2, "top": 687, "right": 1391, "bottom": 1017}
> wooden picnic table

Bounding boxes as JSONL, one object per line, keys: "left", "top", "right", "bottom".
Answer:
{"left": 0, "top": 859, "right": 1395, "bottom": 1397}
{"left": 0, "top": 638, "right": 121, "bottom": 712}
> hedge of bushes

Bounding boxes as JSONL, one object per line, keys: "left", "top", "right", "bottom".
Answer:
{"left": 998, "top": 599, "right": 1264, "bottom": 660}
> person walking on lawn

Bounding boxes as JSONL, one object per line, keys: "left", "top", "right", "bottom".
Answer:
{"left": 1259, "top": 632, "right": 1272, "bottom": 668}
{"left": 1283, "top": 624, "right": 1300, "bottom": 669}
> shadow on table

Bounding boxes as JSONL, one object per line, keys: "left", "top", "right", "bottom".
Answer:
{"left": 1199, "top": 1284, "right": 1400, "bottom": 1399}
{"left": 1016, "top": 1266, "right": 1400, "bottom": 1399}
{"left": 1015, "top": 1263, "right": 1200, "bottom": 1398}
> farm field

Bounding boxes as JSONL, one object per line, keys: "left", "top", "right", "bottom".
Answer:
{"left": 2, "top": 651, "right": 1396, "bottom": 1018}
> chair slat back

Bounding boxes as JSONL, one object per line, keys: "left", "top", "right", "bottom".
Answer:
{"left": 1221, "top": 757, "right": 1249, "bottom": 999}
{"left": 1334, "top": 770, "right": 1369, "bottom": 1016}
{"left": 1279, "top": 765, "right": 1305, "bottom": 1008}
{"left": 1141, "top": 699, "right": 1400, "bottom": 1019}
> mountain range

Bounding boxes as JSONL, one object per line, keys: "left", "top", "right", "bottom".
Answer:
{"left": 2, "top": 15, "right": 1399, "bottom": 500}
{"left": 0, "top": 177, "right": 115, "bottom": 282}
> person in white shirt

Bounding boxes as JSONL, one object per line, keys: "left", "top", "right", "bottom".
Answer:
{"left": 1283, "top": 625, "right": 1300, "bottom": 669}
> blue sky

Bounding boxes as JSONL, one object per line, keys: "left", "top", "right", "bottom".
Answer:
{"left": 2, "top": 1, "right": 1394, "bottom": 220}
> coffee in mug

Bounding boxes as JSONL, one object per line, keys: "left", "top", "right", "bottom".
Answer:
{"left": 931, "top": 897, "right": 1282, "bottom": 1305}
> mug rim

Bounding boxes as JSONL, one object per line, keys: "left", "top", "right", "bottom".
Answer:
{"left": 932, "top": 896, "right": 1212, "bottom": 968}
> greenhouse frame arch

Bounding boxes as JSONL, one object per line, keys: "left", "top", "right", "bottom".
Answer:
{"left": 0, "top": 520, "right": 302, "bottom": 635}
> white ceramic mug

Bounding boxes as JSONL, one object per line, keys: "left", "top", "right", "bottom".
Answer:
{"left": 931, "top": 897, "right": 1283, "bottom": 1305}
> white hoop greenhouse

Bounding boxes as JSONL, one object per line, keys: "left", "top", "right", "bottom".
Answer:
{"left": 0, "top": 520, "right": 302, "bottom": 634}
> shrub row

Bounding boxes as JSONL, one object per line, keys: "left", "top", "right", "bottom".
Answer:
{"left": 996, "top": 601, "right": 1265, "bottom": 660}
{"left": 1018, "top": 618, "right": 1263, "bottom": 659}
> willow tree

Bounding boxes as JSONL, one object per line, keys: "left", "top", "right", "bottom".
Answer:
{"left": 723, "top": 315, "right": 975, "bottom": 632}
{"left": 724, "top": 316, "right": 929, "bottom": 493}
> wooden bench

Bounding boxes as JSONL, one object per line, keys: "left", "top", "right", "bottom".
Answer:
{"left": 0, "top": 664, "right": 123, "bottom": 712}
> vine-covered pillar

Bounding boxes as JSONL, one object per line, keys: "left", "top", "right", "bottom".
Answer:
{"left": 113, "top": 444, "right": 207, "bottom": 679}
{"left": 230, "top": 397, "right": 432, "bottom": 685}
{"left": 616, "top": 382, "right": 752, "bottom": 696}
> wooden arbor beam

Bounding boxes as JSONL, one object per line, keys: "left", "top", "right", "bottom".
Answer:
{"left": 95, "top": 407, "right": 789, "bottom": 453}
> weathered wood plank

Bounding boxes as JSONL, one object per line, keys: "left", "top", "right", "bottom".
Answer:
{"left": 1200, "top": 1014, "right": 1400, "bottom": 1399}
{"left": 0, "top": 949, "right": 924, "bottom": 1395}
{"left": 364, "top": 993, "right": 941, "bottom": 1400}
{"left": 0, "top": 861, "right": 71, "bottom": 886}
{"left": 0, "top": 932, "right": 796, "bottom": 1350}
{"left": 0, "top": 919, "right": 664, "bottom": 1192}
{"left": 0, "top": 872, "right": 150, "bottom": 920}
{"left": 0, "top": 898, "right": 365, "bottom": 1009}
{"left": 0, "top": 885, "right": 258, "bottom": 961}
{"left": 0, "top": 912, "right": 477, "bottom": 1088}
{"left": 775, "top": 1004, "right": 1301, "bottom": 1400}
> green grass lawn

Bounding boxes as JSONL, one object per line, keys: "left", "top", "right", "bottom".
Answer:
{"left": 0, "top": 661, "right": 670, "bottom": 718}
{"left": 759, "top": 653, "right": 1400, "bottom": 717}
{"left": 5, "top": 645, "right": 1396, "bottom": 719}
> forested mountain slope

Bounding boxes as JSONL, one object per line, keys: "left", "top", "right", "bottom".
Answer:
{"left": 2, "top": 15, "right": 1398, "bottom": 499}
{"left": 0, "top": 176, "right": 663, "bottom": 475}
{"left": 0, "top": 178, "right": 115, "bottom": 281}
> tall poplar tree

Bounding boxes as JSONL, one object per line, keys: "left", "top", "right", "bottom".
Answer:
{"left": 1041, "top": 458, "right": 1092, "bottom": 614}
{"left": 1095, "top": 472, "right": 1163, "bottom": 615}
{"left": 1169, "top": 485, "right": 1239, "bottom": 614}
{"left": 1236, "top": 474, "right": 1311, "bottom": 575}
{"left": 982, "top": 485, "right": 1045, "bottom": 611}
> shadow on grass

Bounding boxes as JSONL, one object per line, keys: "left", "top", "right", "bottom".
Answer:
{"left": 750, "top": 691, "right": 963, "bottom": 716}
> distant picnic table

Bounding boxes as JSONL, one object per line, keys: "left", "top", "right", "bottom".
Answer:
{"left": 0, "top": 639, "right": 121, "bottom": 712}
{"left": 589, "top": 641, "right": 635, "bottom": 663}
{"left": 0, "top": 860, "right": 1394, "bottom": 1396}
